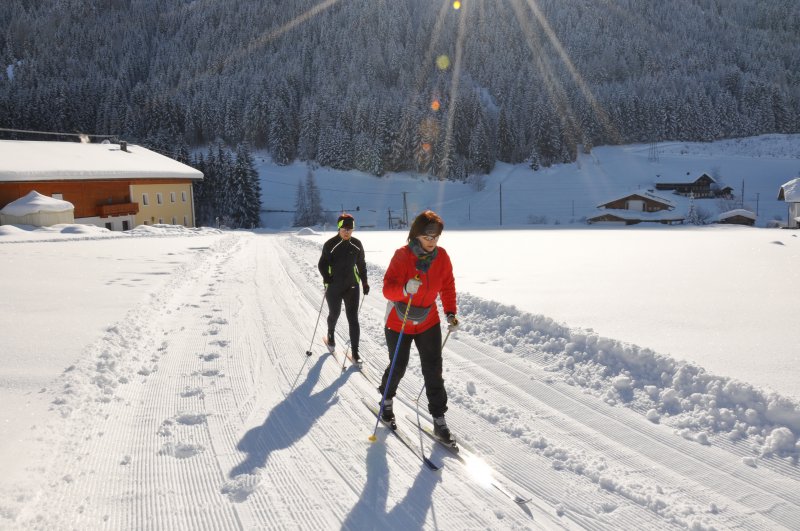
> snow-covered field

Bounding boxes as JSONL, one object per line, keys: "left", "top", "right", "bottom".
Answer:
{"left": 1, "top": 223, "right": 799, "bottom": 530}
{"left": 2, "top": 136, "right": 800, "bottom": 529}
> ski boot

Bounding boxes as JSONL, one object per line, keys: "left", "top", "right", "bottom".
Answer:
{"left": 380, "top": 398, "right": 397, "bottom": 430}
{"left": 433, "top": 415, "right": 457, "bottom": 448}
{"left": 324, "top": 332, "right": 336, "bottom": 353}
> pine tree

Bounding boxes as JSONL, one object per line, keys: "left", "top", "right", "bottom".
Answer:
{"left": 305, "top": 169, "right": 323, "bottom": 225}
{"left": 496, "top": 108, "right": 515, "bottom": 163}
{"left": 230, "top": 143, "right": 262, "bottom": 228}
{"left": 469, "top": 117, "right": 492, "bottom": 175}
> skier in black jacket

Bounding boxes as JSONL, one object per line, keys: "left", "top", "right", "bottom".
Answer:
{"left": 318, "top": 213, "right": 369, "bottom": 361}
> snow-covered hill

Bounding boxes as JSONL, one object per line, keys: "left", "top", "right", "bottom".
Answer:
{"left": 259, "top": 134, "right": 800, "bottom": 230}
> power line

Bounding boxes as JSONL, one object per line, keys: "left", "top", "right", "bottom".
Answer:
{"left": 262, "top": 177, "right": 396, "bottom": 196}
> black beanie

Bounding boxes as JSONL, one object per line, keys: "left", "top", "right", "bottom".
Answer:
{"left": 337, "top": 213, "right": 355, "bottom": 230}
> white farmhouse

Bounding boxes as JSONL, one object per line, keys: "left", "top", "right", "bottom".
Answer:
{"left": 777, "top": 178, "right": 800, "bottom": 229}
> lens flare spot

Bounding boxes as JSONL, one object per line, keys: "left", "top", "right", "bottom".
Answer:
{"left": 436, "top": 55, "right": 451, "bottom": 71}
{"left": 464, "top": 455, "right": 493, "bottom": 488}
{"left": 421, "top": 143, "right": 432, "bottom": 153}
{"left": 453, "top": 1, "right": 462, "bottom": 10}
{"left": 431, "top": 99, "right": 441, "bottom": 112}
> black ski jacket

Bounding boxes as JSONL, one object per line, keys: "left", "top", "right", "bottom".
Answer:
{"left": 318, "top": 235, "right": 368, "bottom": 291}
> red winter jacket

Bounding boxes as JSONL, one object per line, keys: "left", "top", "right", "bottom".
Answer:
{"left": 383, "top": 245, "right": 457, "bottom": 334}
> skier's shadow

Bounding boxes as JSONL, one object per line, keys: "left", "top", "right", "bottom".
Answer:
{"left": 229, "top": 354, "right": 350, "bottom": 480}
{"left": 342, "top": 430, "right": 442, "bottom": 530}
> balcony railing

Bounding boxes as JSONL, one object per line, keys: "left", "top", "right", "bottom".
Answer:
{"left": 98, "top": 202, "right": 139, "bottom": 217}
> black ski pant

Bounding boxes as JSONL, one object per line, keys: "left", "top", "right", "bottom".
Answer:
{"left": 379, "top": 324, "right": 448, "bottom": 417}
{"left": 325, "top": 284, "right": 360, "bottom": 353}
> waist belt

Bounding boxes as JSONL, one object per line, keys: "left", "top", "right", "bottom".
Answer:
{"left": 393, "top": 301, "right": 432, "bottom": 325}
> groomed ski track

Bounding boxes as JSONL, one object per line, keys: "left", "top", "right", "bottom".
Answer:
{"left": 14, "top": 231, "right": 800, "bottom": 530}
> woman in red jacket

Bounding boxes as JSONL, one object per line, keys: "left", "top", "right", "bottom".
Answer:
{"left": 378, "top": 210, "right": 460, "bottom": 445}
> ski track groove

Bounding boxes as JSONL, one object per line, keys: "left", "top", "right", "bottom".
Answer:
{"left": 279, "top": 235, "right": 580, "bottom": 528}
{"left": 266, "top": 237, "right": 515, "bottom": 529}
{"left": 284, "top": 233, "right": 800, "bottom": 530}
{"left": 444, "top": 333, "right": 800, "bottom": 529}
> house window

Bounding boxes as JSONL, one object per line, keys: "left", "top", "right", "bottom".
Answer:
{"left": 122, "top": 220, "right": 130, "bottom": 231}
{"left": 181, "top": 191, "right": 187, "bottom": 202}
{"left": 183, "top": 216, "right": 188, "bottom": 226}
{"left": 170, "top": 192, "right": 176, "bottom": 203}
{"left": 105, "top": 222, "right": 113, "bottom": 231}
{"left": 142, "top": 193, "right": 149, "bottom": 206}
{"left": 52, "top": 193, "right": 64, "bottom": 200}
{"left": 158, "top": 218, "right": 163, "bottom": 224}
{"left": 172, "top": 216, "right": 177, "bottom": 225}
{"left": 157, "top": 193, "right": 163, "bottom": 205}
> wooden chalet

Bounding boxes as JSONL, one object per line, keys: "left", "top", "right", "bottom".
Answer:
{"left": 716, "top": 209, "right": 756, "bottom": 226}
{"left": 655, "top": 172, "right": 723, "bottom": 198}
{"left": 0, "top": 140, "right": 203, "bottom": 230}
{"left": 588, "top": 190, "right": 684, "bottom": 225}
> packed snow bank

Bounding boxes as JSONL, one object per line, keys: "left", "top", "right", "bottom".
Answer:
{"left": 0, "top": 223, "right": 222, "bottom": 242}
{"left": 455, "top": 293, "right": 800, "bottom": 459}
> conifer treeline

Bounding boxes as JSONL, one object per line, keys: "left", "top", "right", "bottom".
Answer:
{"left": 1, "top": 0, "right": 798, "bottom": 180}
{"left": 190, "top": 143, "right": 262, "bottom": 229}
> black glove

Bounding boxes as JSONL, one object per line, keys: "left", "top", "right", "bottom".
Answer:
{"left": 363, "top": 283, "right": 370, "bottom": 295}
{"left": 446, "top": 313, "right": 460, "bottom": 332}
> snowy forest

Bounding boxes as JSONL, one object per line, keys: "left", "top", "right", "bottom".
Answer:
{"left": 1, "top": 0, "right": 799, "bottom": 181}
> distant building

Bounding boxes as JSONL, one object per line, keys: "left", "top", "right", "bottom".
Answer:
{"left": 588, "top": 190, "right": 685, "bottom": 225}
{"left": 0, "top": 140, "right": 203, "bottom": 230}
{"left": 716, "top": 209, "right": 756, "bottom": 226}
{"left": 777, "top": 178, "right": 800, "bottom": 229}
{"left": 655, "top": 172, "right": 731, "bottom": 199}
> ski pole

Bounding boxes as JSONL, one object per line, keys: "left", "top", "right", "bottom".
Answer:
{"left": 369, "top": 288, "right": 416, "bottom": 442}
{"left": 305, "top": 287, "right": 328, "bottom": 357}
{"left": 341, "top": 294, "right": 366, "bottom": 373}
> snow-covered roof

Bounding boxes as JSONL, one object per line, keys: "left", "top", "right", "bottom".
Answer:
{"left": 588, "top": 209, "right": 685, "bottom": 222}
{"left": 597, "top": 190, "right": 675, "bottom": 209}
{"left": 778, "top": 178, "right": 800, "bottom": 202}
{"left": 0, "top": 190, "right": 74, "bottom": 216}
{"left": 0, "top": 140, "right": 202, "bottom": 182}
{"left": 717, "top": 209, "right": 756, "bottom": 221}
{"left": 656, "top": 172, "right": 716, "bottom": 184}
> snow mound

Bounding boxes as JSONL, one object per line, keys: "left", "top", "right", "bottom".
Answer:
{"left": 0, "top": 191, "right": 73, "bottom": 215}
{"left": 456, "top": 290, "right": 800, "bottom": 457}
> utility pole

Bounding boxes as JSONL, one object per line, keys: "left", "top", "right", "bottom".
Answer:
{"left": 401, "top": 192, "right": 409, "bottom": 226}
{"left": 387, "top": 208, "right": 393, "bottom": 229}
{"left": 499, "top": 184, "right": 504, "bottom": 226}
{"left": 756, "top": 193, "right": 759, "bottom": 216}
{"left": 741, "top": 180, "right": 745, "bottom": 209}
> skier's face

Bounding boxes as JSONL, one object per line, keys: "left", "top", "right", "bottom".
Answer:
{"left": 416, "top": 233, "right": 439, "bottom": 252}
{"left": 339, "top": 227, "right": 353, "bottom": 240}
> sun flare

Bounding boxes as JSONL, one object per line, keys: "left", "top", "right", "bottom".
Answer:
{"left": 463, "top": 454, "right": 493, "bottom": 489}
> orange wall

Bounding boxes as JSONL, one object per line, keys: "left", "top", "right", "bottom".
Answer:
{"left": 0, "top": 180, "right": 194, "bottom": 219}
